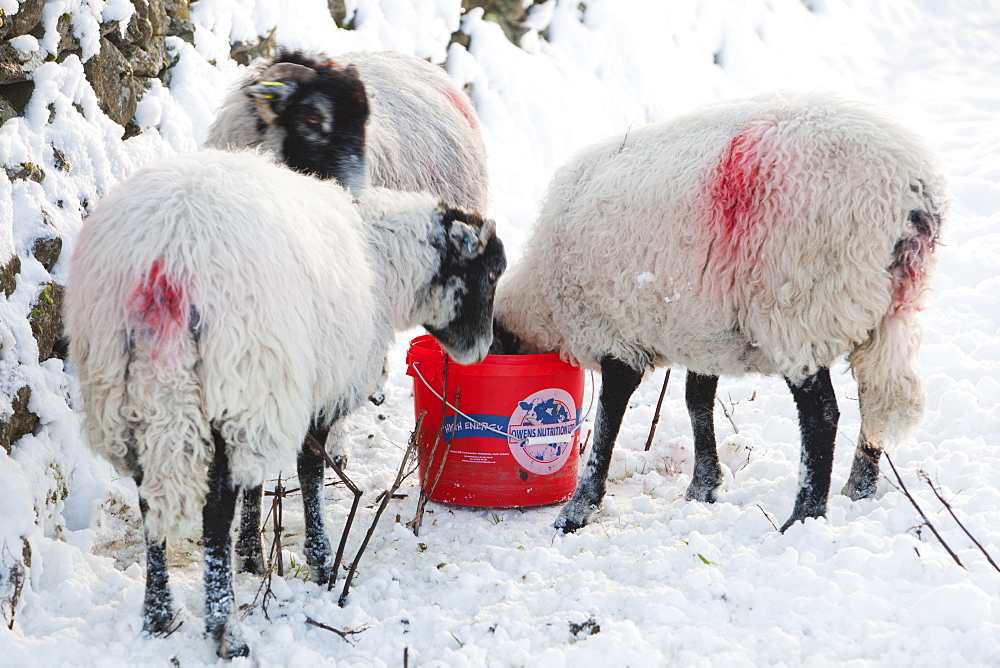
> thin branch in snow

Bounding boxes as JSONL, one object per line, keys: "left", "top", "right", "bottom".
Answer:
{"left": 269, "top": 474, "right": 285, "bottom": 578}
{"left": 409, "top": 354, "right": 452, "bottom": 536}
{"left": 304, "top": 432, "right": 363, "bottom": 590}
{"left": 644, "top": 368, "right": 671, "bottom": 451}
{"left": 757, "top": 504, "right": 777, "bottom": 531}
{"left": 919, "top": 470, "right": 1000, "bottom": 572}
{"left": 304, "top": 616, "right": 368, "bottom": 645}
{"left": 0, "top": 542, "right": 25, "bottom": 630}
{"left": 339, "top": 423, "right": 419, "bottom": 607}
{"left": 716, "top": 394, "right": 739, "bottom": 435}
{"left": 884, "top": 452, "right": 965, "bottom": 569}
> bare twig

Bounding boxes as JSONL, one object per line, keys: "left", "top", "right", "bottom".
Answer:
{"left": 304, "top": 432, "right": 364, "bottom": 590}
{"left": 270, "top": 474, "right": 285, "bottom": 577}
{"left": 244, "top": 564, "right": 276, "bottom": 622}
{"left": 409, "top": 353, "right": 454, "bottom": 536}
{"left": 339, "top": 427, "right": 419, "bottom": 606}
{"left": 408, "top": 414, "right": 441, "bottom": 537}
{"left": 756, "top": 504, "right": 777, "bottom": 531}
{"left": 304, "top": 616, "right": 368, "bottom": 645}
{"left": 919, "top": 471, "right": 999, "bottom": 572}
{"left": 425, "top": 388, "right": 459, "bottom": 499}
{"left": 579, "top": 429, "right": 591, "bottom": 456}
{"left": 0, "top": 542, "right": 25, "bottom": 630}
{"left": 716, "top": 394, "right": 739, "bottom": 435}
{"left": 884, "top": 453, "right": 965, "bottom": 569}
{"left": 644, "top": 368, "right": 671, "bottom": 451}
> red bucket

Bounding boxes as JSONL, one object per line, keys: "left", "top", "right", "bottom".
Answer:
{"left": 406, "top": 334, "right": 584, "bottom": 507}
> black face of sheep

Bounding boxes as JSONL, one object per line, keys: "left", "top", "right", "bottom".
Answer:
{"left": 425, "top": 207, "right": 506, "bottom": 365}
{"left": 248, "top": 55, "right": 369, "bottom": 193}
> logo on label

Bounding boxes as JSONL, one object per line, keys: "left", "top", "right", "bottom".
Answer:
{"left": 507, "top": 388, "right": 577, "bottom": 475}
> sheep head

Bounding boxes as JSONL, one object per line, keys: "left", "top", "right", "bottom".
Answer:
{"left": 420, "top": 206, "right": 506, "bottom": 365}
{"left": 244, "top": 52, "right": 370, "bottom": 194}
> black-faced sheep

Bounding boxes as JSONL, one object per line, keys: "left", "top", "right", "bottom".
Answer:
{"left": 65, "top": 149, "right": 505, "bottom": 658}
{"left": 205, "top": 48, "right": 491, "bottom": 578}
{"left": 206, "top": 49, "right": 489, "bottom": 211}
{"left": 492, "top": 90, "right": 946, "bottom": 534}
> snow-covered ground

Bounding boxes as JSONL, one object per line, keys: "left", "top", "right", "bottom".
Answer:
{"left": 2, "top": 0, "right": 999, "bottom": 665}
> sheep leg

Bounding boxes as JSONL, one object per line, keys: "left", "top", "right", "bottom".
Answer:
{"left": 554, "top": 355, "right": 644, "bottom": 533}
{"left": 235, "top": 486, "right": 265, "bottom": 575}
{"left": 202, "top": 429, "right": 248, "bottom": 659}
{"left": 841, "top": 432, "right": 881, "bottom": 500}
{"left": 781, "top": 367, "right": 839, "bottom": 532}
{"left": 299, "top": 421, "right": 336, "bottom": 585}
{"left": 137, "top": 490, "right": 175, "bottom": 635}
{"left": 684, "top": 371, "right": 723, "bottom": 502}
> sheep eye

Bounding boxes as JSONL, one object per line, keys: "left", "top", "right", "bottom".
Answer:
{"left": 488, "top": 271, "right": 498, "bottom": 282}
{"left": 303, "top": 114, "right": 323, "bottom": 126}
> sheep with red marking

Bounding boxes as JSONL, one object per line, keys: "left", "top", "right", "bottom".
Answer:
{"left": 206, "top": 49, "right": 489, "bottom": 211}
{"left": 65, "top": 149, "right": 505, "bottom": 658}
{"left": 205, "top": 49, "right": 490, "bottom": 577}
{"left": 492, "top": 90, "right": 947, "bottom": 533}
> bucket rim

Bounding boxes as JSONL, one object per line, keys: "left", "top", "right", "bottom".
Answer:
{"left": 406, "top": 334, "right": 580, "bottom": 375}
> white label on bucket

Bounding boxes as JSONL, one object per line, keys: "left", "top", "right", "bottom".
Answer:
{"left": 507, "top": 388, "right": 577, "bottom": 475}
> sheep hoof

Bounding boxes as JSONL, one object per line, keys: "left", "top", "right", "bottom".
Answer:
{"left": 684, "top": 480, "right": 720, "bottom": 503}
{"left": 779, "top": 503, "right": 827, "bottom": 533}
{"left": 142, "top": 607, "right": 177, "bottom": 637}
{"left": 142, "top": 592, "right": 176, "bottom": 636}
{"left": 554, "top": 501, "right": 596, "bottom": 533}
{"left": 237, "top": 553, "right": 265, "bottom": 576}
{"left": 212, "top": 627, "right": 250, "bottom": 660}
{"left": 310, "top": 565, "right": 333, "bottom": 586}
{"left": 842, "top": 438, "right": 881, "bottom": 500}
{"left": 841, "top": 479, "right": 877, "bottom": 501}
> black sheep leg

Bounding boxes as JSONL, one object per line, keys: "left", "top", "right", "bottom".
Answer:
{"left": 235, "top": 485, "right": 264, "bottom": 575}
{"left": 555, "top": 355, "right": 644, "bottom": 533}
{"left": 299, "top": 421, "right": 335, "bottom": 585}
{"left": 684, "top": 371, "right": 723, "bottom": 502}
{"left": 203, "top": 428, "right": 248, "bottom": 658}
{"left": 781, "top": 367, "right": 839, "bottom": 532}
{"left": 137, "top": 490, "right": 175, "bottom": 635}
{"left": 841, "top": 432, "right": 881, "bottom": 500}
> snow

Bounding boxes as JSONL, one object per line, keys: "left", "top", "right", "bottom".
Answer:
{"left": 2, "top": 0, "right": 999, "bottom": 664}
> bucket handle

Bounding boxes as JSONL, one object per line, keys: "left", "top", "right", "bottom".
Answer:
{"left": 408, "top": 361, "right": 595, "bottom": 445}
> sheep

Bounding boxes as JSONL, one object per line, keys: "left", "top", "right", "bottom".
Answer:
{"left": 205, "top": 48, "right": 491, "bottom": 576}
{"left": 65, "top": 149, "right": 505, "bottom": 658}
{"left": 205, "top": 49, "right": 489, "bottom": 211}
{"left": 492, "top": 90, "right": 946, "bottom": 534}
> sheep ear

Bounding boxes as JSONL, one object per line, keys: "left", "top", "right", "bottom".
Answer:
{"left": 249, "top": 80, "right": 300, "bottom": 124}
{"left": 449, "top": 220, "right": 482, "bottom": 260}
{"left": 445, "top": 209, "right": 494, "bottom": 259}
{"left": 247, "top": 62, "right": 318, "bottom": 124}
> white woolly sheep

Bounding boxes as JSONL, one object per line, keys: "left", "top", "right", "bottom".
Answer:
{"left": 65, "top": 149, "right": 505, "bottom": 658}
{"left": 205, "top": 49, "right": 489, "bottom": 211}
{"left": 205, "top": 49, "right": 490, "bottom": 577}
{"left": 492, "top": 90, "right": 946, "bottom": 534}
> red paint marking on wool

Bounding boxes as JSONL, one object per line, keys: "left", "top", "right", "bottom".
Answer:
{"left": 441, "top": 88, "right": 478, "bottom": 130}
{"left": 710, "top": 128, "right": 768, "bottom": 244}
{"left": 127, "top": 260, "right": 187, "bottom": 358}
{"left": 890, "top": 232, "right": 935, "bottom": 313}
